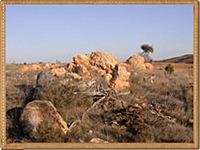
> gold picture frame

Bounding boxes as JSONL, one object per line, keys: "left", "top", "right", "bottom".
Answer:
{"left": 0, "top": 0, "right": 199, "bottom": 149}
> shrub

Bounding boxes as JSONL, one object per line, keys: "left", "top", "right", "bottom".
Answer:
{"left": 165, "top": 64, "right": 174, "bottom": 74}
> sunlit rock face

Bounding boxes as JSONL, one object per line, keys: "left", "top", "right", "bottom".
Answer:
{"left": 126, "top": 54, "right": 154, "bottom": 71}
{"left": 68, "top": 51, "right": 131, "bottom": 91}
{"left": 20, "top": 100, "right": 69, "bottom": 136}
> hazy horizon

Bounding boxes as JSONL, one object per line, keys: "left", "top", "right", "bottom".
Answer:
{"left": 6, "top": 51, "right": 193, "bottom": 64}
{"left": 6, "top": 5, "right": 193, "bottom": 63}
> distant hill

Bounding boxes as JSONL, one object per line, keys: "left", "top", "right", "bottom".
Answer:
{"left": 158, "top": 54, "right": 193, "bottom": 64}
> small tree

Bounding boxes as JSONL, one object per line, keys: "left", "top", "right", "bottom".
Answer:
{"left": 140, "top": 44, "right": 154, "bottom": 62}
{"left": 141, "top": 44, "right": 154, "bottom": 53}
{"left": 165, "top": 64, "right": 174, "bottom": 75}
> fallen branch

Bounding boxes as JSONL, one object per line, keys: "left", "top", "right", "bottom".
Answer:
{"left": 82, "top": 96, "right": 106, "bottom": 120}
{"left": 68, "top": 119, "right": 81, "bottom": 131}
{"left": 147, "top": 104, "right": 177, "bottom": 124}
{"left": 68, "top": 95, "right": 106, "bottom": 131}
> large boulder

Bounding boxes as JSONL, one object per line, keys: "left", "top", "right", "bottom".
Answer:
{"left": 126, "top": 54, "right": 154, "bottom": 71}
{"left": 20, "top": 100, "right": 69, "bottom": 136}
{"left": 68, "top": 51, "right": 131, "bottom": 92}
{"left": 126, "top": 54, "right": 146, "bottom": 70}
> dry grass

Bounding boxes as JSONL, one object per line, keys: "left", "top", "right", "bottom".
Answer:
{"left": 6, "top": 63, "right": 193, "bottom": 143}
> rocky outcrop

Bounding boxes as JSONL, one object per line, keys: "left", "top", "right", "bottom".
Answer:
{"left": 19, "top": 51, "right": 154, "bottom": 92}
{"left": 19, "top": 63, "right": 60, "bottom": 75}
{"left": 69, "top": 51, "right": 131, "bottom": 91}
{"left": 20, "top": 100, "right": 69, "bottom": 135}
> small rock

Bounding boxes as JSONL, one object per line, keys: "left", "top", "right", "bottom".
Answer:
{"left": 128, "top": 106, "right": 135, "bottom": 112}
{"left": 111, "top": 121, "right": 120, "bottom": 128}
{"left": 89, "top": 130, "right": 93, "bottom": 135}
{"left": 142, "top": 103, "right": 147, "bottom": 108}
{"left": 90, "top": 137, "right": 109, "bottom": 143}
{"left": 134, "top": 104, "right": 142, "bottom": 109}
{"left": 189, "top": 119, "right": 193, "bottom": 123}
{"left": 79, "top": 139, "right": 84, "bottom": 143}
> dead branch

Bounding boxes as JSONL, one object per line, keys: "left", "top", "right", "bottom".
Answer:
{"left": 68, "top": 95, "right": 106, "bottom": 131}
{"left": 82, "top": 95, "right": 106, "bottom": 120}
{"left": 68, "top": 119, "right": 81, "bottom": 131}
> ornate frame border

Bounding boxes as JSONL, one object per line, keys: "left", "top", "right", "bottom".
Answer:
{"left": 0, "top": 0, "right": 199, "bottom": 149}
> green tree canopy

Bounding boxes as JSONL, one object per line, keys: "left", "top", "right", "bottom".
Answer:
{"left": 141, "top": 44, "right": 154, "bottom": 53}
{"left": 140, "top": 44, "right": 154, "bottom": 62}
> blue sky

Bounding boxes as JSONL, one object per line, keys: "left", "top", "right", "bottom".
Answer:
{"left": 6, "top": 5, "right": 193, "bottom": 63}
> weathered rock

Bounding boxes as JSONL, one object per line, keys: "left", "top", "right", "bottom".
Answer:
{"left": 90, "top": 137, "right": 109, "bottom": 143}
{"left": 68, "top": 51, "right": 131, "bottom": 92}
{"left": 103, "top": 73, "right": 112, "bottom": 84}
{"left": 74, "top": 54, "right": 91, "bottom": 67}
{"left": 19, "top": 64, "right": 61, "bottom": 75}
{"left": 126, "top": 54, "right": 154, "bottom": 71}
{"left": 114, "top": 80, "right": 130, "bottom": 92}
{"left": 19, "top": 64, "right": 42, "bottom": 74}
{"left": 113, "top": 65, "right": 130, "bottom": 90}
{"left": 66, "top": 72, "right": 82, "bottom": 80}
{"left": 145, "top": 63, "right": 154, "bottom": 70}
{"left": 35, "top": 71, "right": 56, "bottom": 87}
{"left": 20, "top": 100, "right": 69, "bottom": 135}
{"left": 43, "top": 63, "right": 59, "bottom": 70}
{"left": 89, "top": 51, "right": 121, "bottom": 72}
{"left": 19, "top": 51, "right": 153, "bottom": 92}
{"left": 126, "top": 54, "right": 146, "bottom": 71}
{"left": 50, "top": 67, "right": 67, "bottom": 77}
{"left": 31, "top": 64, "right": 43, "bottom": 71}
{"left": 73, "top": 55, "right": 92, "bottom": 77}
{"left": 19, "top": 65, "right": 29, "bottom": 74}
